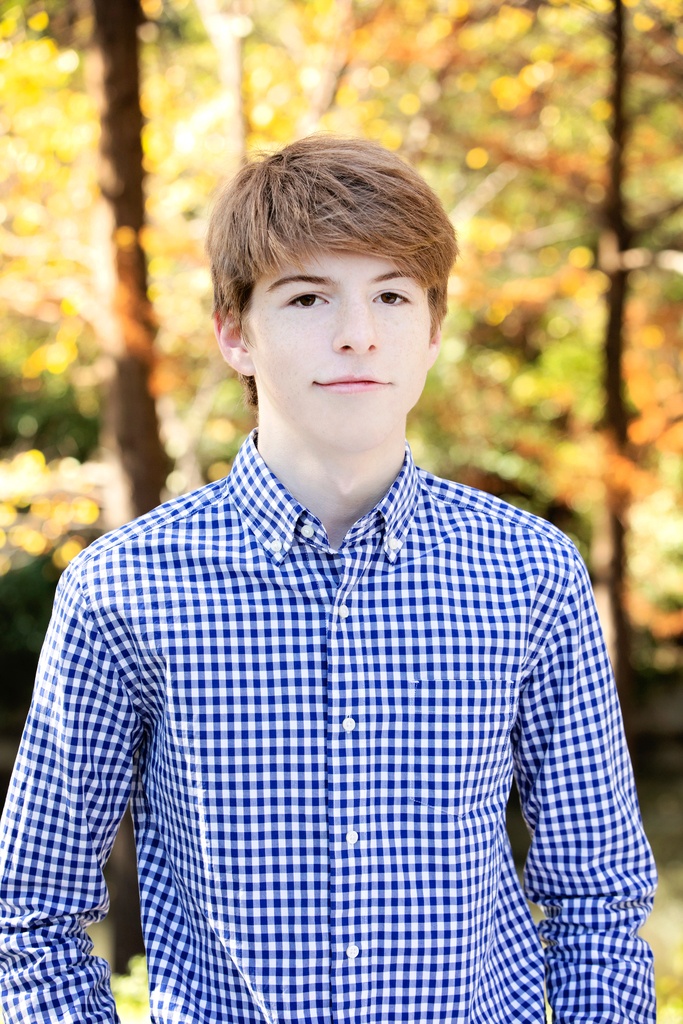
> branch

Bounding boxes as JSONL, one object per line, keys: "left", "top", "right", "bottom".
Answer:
{"left": 657, "top": 249, "right": 683, "bottom": 275}
{"left": 295, "top": 0, "right": 354, "bottom": 137}
{"left": 450, "top": 162, "right": 519, "bottom": 223}
{"left": 194, "top": 0, "right": 247, "bottom": 165}
{"left": 634, "top": 195, "right": 683, "bottom": 240}
{"left": 599, "top": 245, "right": 683, "bottom": 275}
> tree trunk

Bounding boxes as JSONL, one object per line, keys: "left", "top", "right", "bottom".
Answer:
{"left": 596, "top": 0, "right": 634, "bottom": 739}
{"left": 91, "top": 0, "right": 167, "bottom": 525}
{"left": 90, "top": 0, "right": 166, "bottom": 973}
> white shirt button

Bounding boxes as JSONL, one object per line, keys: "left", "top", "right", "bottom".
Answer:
{"left": 301, "top": 524, "right": 315, "bottom": 539}
{"left": 346, "top": 943, "right": 359, "bottom": 959}
{"left": 387, "top": 536, "right": 402, "bottom": 551}
{"left": 268, "top": 537, "right": 282, "bottom": 553}
{"left": 342, "top": 716, "right": 356, "bottom": 732}
{"left": 338, "top": 604, "right": 349, "bottom": 619}
{"left": 346, "top": 830, "right": 359, "bottom": 844}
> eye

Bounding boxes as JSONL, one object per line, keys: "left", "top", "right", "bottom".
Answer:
{"left": 290, "top": 294, "right": 322, "bottom": 307}
{"left": 378, "top": 291, "right": 406, "bottom": 305}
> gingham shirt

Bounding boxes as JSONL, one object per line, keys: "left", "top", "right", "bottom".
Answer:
{"left": 0, "top": 433, "right": 656, "bottom": 1023}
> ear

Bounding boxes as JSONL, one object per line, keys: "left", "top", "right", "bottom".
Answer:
{"left": 213, "top": 313, "right": 256, "bottom": 377}
{"left": 427, "top": 326, "right": 442, "bottom": 368}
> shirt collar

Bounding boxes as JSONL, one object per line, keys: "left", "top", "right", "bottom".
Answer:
{"left": 226, "top": 431, "right": 419, "bottom": 563}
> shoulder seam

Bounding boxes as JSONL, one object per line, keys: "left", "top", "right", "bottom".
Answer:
{"left": 417, "top": 470, "right": 576, "bottom": 554}
{"left": 72, "top": 479, "right": 232, "bottom": 569}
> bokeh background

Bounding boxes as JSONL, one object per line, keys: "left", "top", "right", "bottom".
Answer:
{"left": 0, "top": 0, "right": 682, "bottom": 1019}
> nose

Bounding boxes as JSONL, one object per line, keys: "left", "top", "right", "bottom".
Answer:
{"left": 332, "top": 298, "right": 378, "bottom": 354}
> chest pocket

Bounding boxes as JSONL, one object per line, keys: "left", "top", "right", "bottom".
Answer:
{"left": 409, "top": 678, "right": 517, "bottom": 821}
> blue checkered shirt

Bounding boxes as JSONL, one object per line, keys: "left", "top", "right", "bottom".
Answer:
{"left": 0, "top": 433, "right": 656, "bottom": 1023}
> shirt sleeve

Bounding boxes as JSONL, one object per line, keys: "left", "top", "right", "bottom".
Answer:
{"left": 0, "top": 561, "right": 144, "bottom": 1023}
{"left": 512, "top": 549, "right": 657, "bottom": 1023}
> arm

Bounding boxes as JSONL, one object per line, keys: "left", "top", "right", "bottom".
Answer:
{"left": 0, "top": 562, "right": 144, "bottom": 1023}
{"left": 513, "top": 551, "right": 656, "bottom": 1023}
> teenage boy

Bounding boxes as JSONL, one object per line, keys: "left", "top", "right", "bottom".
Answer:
{"left": 0, "top": 135, "right": 656, "bottom": 1023}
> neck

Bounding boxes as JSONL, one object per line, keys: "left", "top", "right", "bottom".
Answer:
{"left": 255, "top": 428, "right": 405, "bottom": 550}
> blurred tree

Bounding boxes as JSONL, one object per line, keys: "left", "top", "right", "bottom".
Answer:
{"left": 0, "top": 0, "right": 680, "bottom": 1003}
{"left": 1, "top": 0, "right": 682, "bottom": 894}
{"left": 193, "top": 0, "right": 246, "bottom": 163}
{"left": 308, "top": 0, "right": 682, "bottom": 724}
{"left": 88, "top": 0, "right": 164, "bottom": 972}
{"left": 90, "top": 0, "right": 167, "bottom": 525}
{"left": 597, "top": 0, "right": 634, "bottom": 721}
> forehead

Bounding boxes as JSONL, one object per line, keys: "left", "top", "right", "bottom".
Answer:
{"left": 255, "top": 250, "right": 422, "bottom": 292}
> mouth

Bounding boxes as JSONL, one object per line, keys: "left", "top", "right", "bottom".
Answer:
{"left": 315, "top": 377, "right": 389, "bottom": 393}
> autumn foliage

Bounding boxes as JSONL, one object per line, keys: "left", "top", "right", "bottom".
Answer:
{"left": 0, "top": 0, "right": 681, "bottom": 715}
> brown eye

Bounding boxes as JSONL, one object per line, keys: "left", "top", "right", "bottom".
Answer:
{"left": 379, "top": 292, "right": 402, "bottom": 304}
{"left": 292, "top": 294, "right": 319, "bottom": 307}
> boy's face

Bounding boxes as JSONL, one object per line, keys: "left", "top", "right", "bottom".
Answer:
{"left": 215, "top": 251, "right": 441, "bottom": 461}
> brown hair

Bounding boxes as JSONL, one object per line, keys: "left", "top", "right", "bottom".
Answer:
{"left": 206, "top": 134, "right": 458, "bottom": 405}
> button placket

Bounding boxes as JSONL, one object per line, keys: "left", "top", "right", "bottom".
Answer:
{"left": 328, "top": 543, "right": 376, "bottom": 992}
{"left": 341, "top": 701, "right": 361, "bottom": 965}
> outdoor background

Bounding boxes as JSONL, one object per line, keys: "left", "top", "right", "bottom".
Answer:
{"left": 0, "top": 0, "right": 682, "bottom": 1019}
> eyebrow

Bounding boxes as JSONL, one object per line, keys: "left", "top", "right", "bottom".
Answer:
{"left": 266, "top": 270, "right": 410, "bottom": 292}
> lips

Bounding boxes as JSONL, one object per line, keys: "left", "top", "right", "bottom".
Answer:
{"left": 316, "top": 377, "right": 388, "bottom": 389}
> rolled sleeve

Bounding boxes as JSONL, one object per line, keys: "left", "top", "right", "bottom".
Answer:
{"left": 513, "top": 552, "right": 657, "bottom": 1023}
{"left": 0, "top": 563, "right": 143, "bottom": 1023}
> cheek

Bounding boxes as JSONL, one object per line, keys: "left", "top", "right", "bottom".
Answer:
{"left": 251, "top": 343, "right": 302, "bottom": 398}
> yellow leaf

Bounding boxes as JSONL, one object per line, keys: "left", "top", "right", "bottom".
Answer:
{"left": 591, "top": 99, "right": 612, "bottom": 121}
{"left": 466, "top": 147, "right": 489, "bottom": 170}
{"left": 568, "top": 246, "right": 594, "bottom": 269}
{"left": 633, "top": 12, "right": 655, "bottom": 30}
{"left": 368, "top": 66, "right": 390, "bottom": 89}
{"left": 398, "top": 93, "right": 421, "bottom": 116}
{"left": 71, "top": 498, "right": 100, "bottom": 525}
{"left": 335, "top": 84, "right": 359, "bottom": 108}
{"left": 495, "top": 5, "right": 534, "bottom": 40}
{"left": 0, "top": 503, "right": 17, "bottom": 528}
{"left": 27, "top": 12, "right": 49, "bottom": 32}
{"left": 456, "top": 72, "right": 477, "bottom": 92}
{"left": 53, "top": 537, "right": 85, "bottom": 569}
{"left": 640, "top": 325, "right": 664, "bottom": 349}
{"left": 491, "top": 76, "right": 530, "bottom": 111}
{"left": 10, "top": 525, "right": 48, "bottom": 556}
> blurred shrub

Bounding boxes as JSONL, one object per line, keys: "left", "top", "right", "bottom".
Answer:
{"left": 111, "top": 955, "right": 150, "bottom": 1024}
